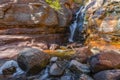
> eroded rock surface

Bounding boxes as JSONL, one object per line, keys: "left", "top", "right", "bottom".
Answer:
{"left": 0, "top": 0, "right": 76, "bottom": 59}
{"left": 85, "top": 0, "right": 120, "bottom": 50}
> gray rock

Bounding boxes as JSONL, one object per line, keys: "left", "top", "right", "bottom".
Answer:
{"left": 0, "top": 60, "right": 24, "bottom": 77}
{"left": 60, "top": 69, "right": 76, "bottom": 80}
{"left": 50, "top": 57, "right": 58, "bottom": 63}
{"left": 49, "top": 61, "right": 69, "bottom": 76}
{"left": 49, "top": 63, "right": 64, "bottom": 76}
{"left": 79, "top": 74, "right": 94, "bottom": 80}
{"left": 94, "top": 69, "right": 120, "bottom": 80}
{"left": 39, "top": 66, "right": 50, "bottom": 80}
{"left": 69, "top": 60, "right": 90, "bottom": 74}
{"left": 61, "top": 76, "right": 73, "bottom": 80}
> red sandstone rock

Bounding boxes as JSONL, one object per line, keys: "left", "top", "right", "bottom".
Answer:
{"left": 89, "top": 51, "right": 120, "bottom": 73}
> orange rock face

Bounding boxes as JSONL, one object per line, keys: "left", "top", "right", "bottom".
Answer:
{"left": 85, "top": 1, "right": 120, "bottom": 51}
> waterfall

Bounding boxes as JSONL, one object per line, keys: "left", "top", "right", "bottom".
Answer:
{"left": 68, "top": 0, "right": 100, "bottom": 42}
{"left": 68, "top": 6, "right": 86, "bottom": 42}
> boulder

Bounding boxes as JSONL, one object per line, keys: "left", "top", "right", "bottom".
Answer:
{"left": 69, "top": 60, "right": 90, "bottom": 74}
{"left": 49, "top": 61, "right": 68, "bottom": 76}
{"left": 94, "top": 69, "right": 120, "bottom": 80}
{"left": 89, "top": 51, "right": 120, "bottom": 73}
{"left": 0, "top": 60, "right": 24, "bottom": 76}
{"left": 49, "top": 63, "right": 64, "bottom": 76}
{"left": 73, "top": 46, "right": 93, "bottom": 63}
{"left": 17, "top": 48, "right": 50, "bottom": 75}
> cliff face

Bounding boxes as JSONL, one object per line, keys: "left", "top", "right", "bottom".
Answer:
{"left": 0, "top": 0, "right": 74, "bottom": 44}
{"left": 0, "top": 0, "right": 77, "bottom": 58}
{"left": 83, "top": 0, "right": 120, "bottom": 50}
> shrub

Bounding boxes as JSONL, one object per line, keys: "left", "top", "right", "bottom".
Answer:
{"left": 45, "top": 0, "right": 61, "bottom": 10}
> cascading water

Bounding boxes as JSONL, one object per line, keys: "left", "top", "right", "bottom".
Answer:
{"left": 69, "top": 6, "right": 84, "bottom": 42}
{"left": 68, "top": 6, "right": 86, "bottom": 42}
{"left": 68, "top": 0, "right": 99, "bottom": 42}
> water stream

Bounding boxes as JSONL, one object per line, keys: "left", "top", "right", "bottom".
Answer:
{"left": 68, "top": 0, "right": 99, "bottom": 42}
{"left": 69, "top": 6, "right": 85, "bottom": 42}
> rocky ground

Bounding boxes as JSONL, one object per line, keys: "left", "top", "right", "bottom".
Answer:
{"left": 0, "top": 45, "right": 120, "bottom": 80}
{"left": 0, "top": 0, "right": 120, "bottom": 80}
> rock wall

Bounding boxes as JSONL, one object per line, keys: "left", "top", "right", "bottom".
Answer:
{"left": 0, "top": 0, "right": 77, "bottom": 59}
{"left": 0, "top": 0, "right": 74, "bottom": 44}
{"left": 84, "top": 0, "right": 120, "bottom": 50}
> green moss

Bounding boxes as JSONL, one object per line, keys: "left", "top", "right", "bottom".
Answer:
{"left": 45, "top": 0, "right": 61, "bottom": 11}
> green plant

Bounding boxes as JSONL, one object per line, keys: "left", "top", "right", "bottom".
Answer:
{"left": 45, "top": 0, "right": 61, "bottom": 10}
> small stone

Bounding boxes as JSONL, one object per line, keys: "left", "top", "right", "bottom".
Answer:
{"left": 49, "top": 44, "right": 60, "bottom": 50}
{"left": 61, "top": 75, "right": 73, "bottom": 80}
{"left": 90, "top": 47, "right": 100, "bottom": 54}
{"left": 50, "top": 57, "right": 58, "bottom": 63}
{"left": 79, "top": 74, "right": 94, "bottom": 80}
{"left": 49, "top": 63, "right": 64, "bottom": 76}
{"left": 2, "top": 66, "right": 16, "bottom": 75}
{"left": 69, "top": 60, "right": 90, "bottom": 74}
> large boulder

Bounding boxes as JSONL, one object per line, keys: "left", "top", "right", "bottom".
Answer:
{"left": 89, "top": 51, "right": 120, "bottom": 73}
{"left": 17, "top": 48, "right": 50, "bottom": 75}
{"left": 94, "top": 69, "right": 120, "bottom": 80}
